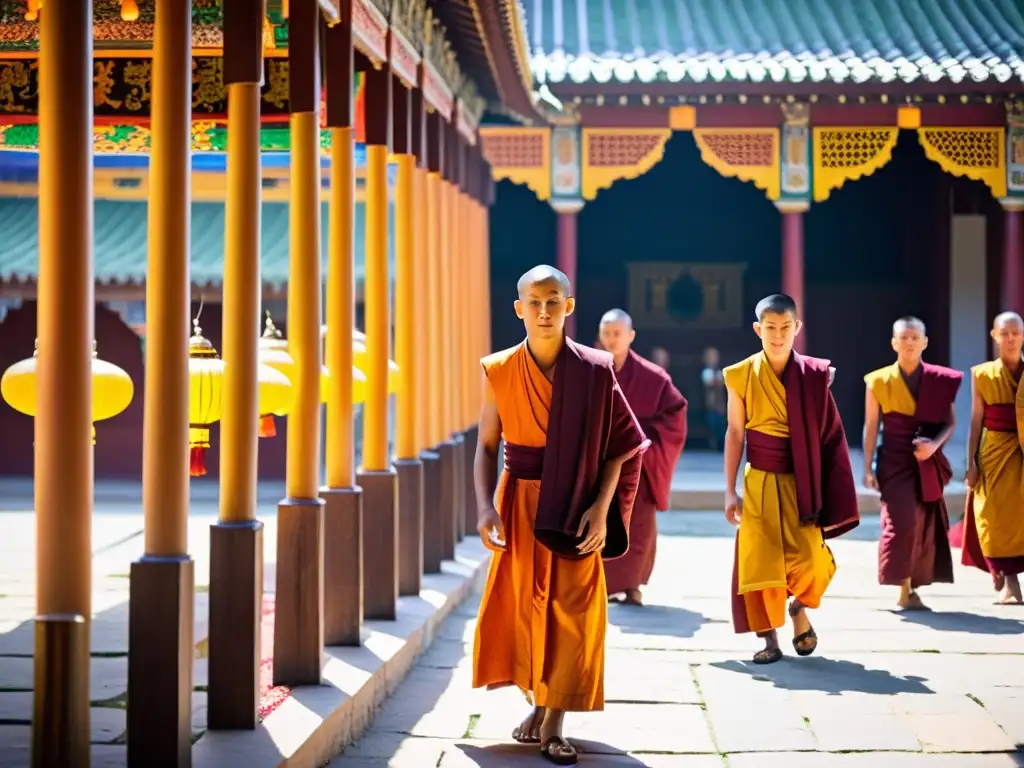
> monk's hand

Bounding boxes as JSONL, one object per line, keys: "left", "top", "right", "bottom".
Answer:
{"left": 864, "top": 471, "right": 879, "bottom": 490}
{"left": 477, "top": 506, "right": 507, "bottom": 553}
{"left": 912, "top": 437, "right": 938, "bottom": 462}
{"left": 724, "top": 492, "right": 742, "bottom": 525}
{"left": 966, "top": 462, "right": 980, "bottom": 490}
{"left": 576, "top": 505, "right": 609, "bottom": 555}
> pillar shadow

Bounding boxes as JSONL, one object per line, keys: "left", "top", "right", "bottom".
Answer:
{"left": 710, "top": 657, "right": 935, "bottom": 695}
{"left": 893, "top": 610, "right": 1024, "bottom": 635}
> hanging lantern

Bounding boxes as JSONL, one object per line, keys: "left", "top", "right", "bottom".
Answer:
{"left": 120, "top": 0, "right": 139, "bottom": 21}
{"left": 188, "top": 320, "right": 225, "bottom": 477}
{"left": 321, "top": 325, "right": 396, "bottom": 395}
{"left": 1, "top": 339, "right": 134, "bottom": 444}
{"left": 24, "top": 0, "right": 39, "bottom": 21}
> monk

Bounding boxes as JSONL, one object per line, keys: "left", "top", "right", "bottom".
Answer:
{"left": 863, "top": 316, "right": 962, "bottom": 611}
{"left": 472, "top": 265, "right": 649, "bottom": 764}
{"left": 961, "top": 311, "right": 1024, "bottom": 605}
{"left": 724, "top": 293, "right": 859, "bottom": 664}
{"left": 597, "top": 309, "right": 688, "bottom": 606}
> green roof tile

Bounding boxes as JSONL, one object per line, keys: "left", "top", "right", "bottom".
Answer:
{"left": 525, "top": 0, "right": 1024, "bottom": 84}
{"left": 0, "top": 198, "right": 393, "bottom": 288}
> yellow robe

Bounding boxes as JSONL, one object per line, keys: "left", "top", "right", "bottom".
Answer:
{"left": 724, "top": 352, "right": 836, "bottom": 633}
{"left": 864, "top": 364, "right": 917, "bottom": 420}
{"left": 973, "top": 360, "right": 1024, "bottom": 560}
{"left": 472, "top": 344, "right": 606, "bottom": 712}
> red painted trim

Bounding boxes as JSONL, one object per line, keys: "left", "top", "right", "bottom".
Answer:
{"left": 919, "top": 103, "right": 1007, "bottom": 126}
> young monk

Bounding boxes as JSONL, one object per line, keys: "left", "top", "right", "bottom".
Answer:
{"left": 863, "top": 316, "right": 962, "bottom": 611}
{"left": 473, "top": 265, "right": 649, "bottom": 764}
{"left": 960, "top": 311, "right": 1024, "bottom": 604}
{"left": 597, "top": 309, "right": 688, "bottom": 606}
{"left": 724, "top": 294, "right": 859, "bottom": 664}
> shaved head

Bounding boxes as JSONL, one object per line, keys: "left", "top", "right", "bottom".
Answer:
{"left": 517, "top": 264, "right": 572, "bottom": 297}
{"left": 599, "top": 308, "right": 633, "bottom": 330}
{"left": 994, "top": 311, "right": 1024, "bottom": 330}
{"left": 754, "top": 293, "right": 799, "bottom": 322}
{"left": 893, "top": 316, "right": 927, "bottom": 337}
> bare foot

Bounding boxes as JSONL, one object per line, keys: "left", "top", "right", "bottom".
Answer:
{"left": 997, "top": 575, "right": 1023, "bottom": 605}
{"left": 610, "top": 588, "right": 643, "bottom": 606}
{"left": 789, "top": 600, "right": 818, "bottom": 656}
{"left": 511, "top": 706, "right": 545, "bottom": 743}
{"left": 753, "top": 630, "right": 782, "bottom": 664}
{"left": 898, "top": 591, "right": 930, "bottom": 611}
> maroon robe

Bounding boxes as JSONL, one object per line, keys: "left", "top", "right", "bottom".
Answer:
{"left": 527, "top": 337, "right": 651, "bottom": 560}
{"left": 604, "top": 351, "right": 688, "bottom": 594}
{"left": 875, "top": 363, "right": 961, "bottom": 587}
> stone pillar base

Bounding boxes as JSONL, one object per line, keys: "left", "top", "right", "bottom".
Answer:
{"left": 420, "top": 450, "right": 443, "bottom": 574}
{"left": 208, "top": 521, "right": 263, "bottom": 730}
{"left": 357, "top": 469, "right": 398, "bottom": 620}
{"left": 395, "top": 459, "right": 424, "bottom": 596}
{"left": 273, "top": 499, "right": 324, "bottom": 686}
{"left": 32, "top": 614, "right": 89, "bottom": 767}
{"left": 437, "top": 441, "right": 457, "bottom": 561}
{"left": 127, "top": 556, "right": 195, "bottom": 765}
{"left": 322, "top": 487, "right": 363, "bottom": 646}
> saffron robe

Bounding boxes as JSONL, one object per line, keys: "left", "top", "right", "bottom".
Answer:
{"left": 725, "top": 352, "right": 859, "bottom": 634}
{"left": 865, "top": 362, "right": 961, "bottom": 587}
{"left": 959, "top": 360, "right": 1024, "bottom": 577}
{"left": 472, "top": 341, "right": 648, "bottom": 712}
{"left": 604, "top": 350, "right": 688, "bottom": 594}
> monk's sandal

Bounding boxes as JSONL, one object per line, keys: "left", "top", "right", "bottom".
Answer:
{"left": 540, "top": 736, "right": 579, "bottom": 765}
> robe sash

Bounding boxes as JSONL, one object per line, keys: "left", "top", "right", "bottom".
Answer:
{"left": 504, "top": 441, "right": 544, "bottom": 480}
{"left": 879, "top": 412, "right": 951, "bottom": 504}
{"left": 983, "top": 403, "right": 1016, "bottom": 433}
{"left": 746, "top": 430, "right": 794, "bottom": 474}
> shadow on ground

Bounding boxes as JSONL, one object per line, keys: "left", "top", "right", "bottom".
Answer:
{"left": 608, "top": 603, "right": 711, "bottom": 638}
{"left": 456, "top": 742, "right": 653, "bottom": 765}
{"left": 893, "top": 609, "right": 1024, "bottom": 635}
{"left": 711, "top": 657, "right": 935, "bottom": 695}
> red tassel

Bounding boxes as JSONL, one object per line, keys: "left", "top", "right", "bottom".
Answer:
{"left": 190, "top": 446, "right": 208, "bottom": 477}
{"left": 259, "top": 414, "right": 277, "bottom": 438}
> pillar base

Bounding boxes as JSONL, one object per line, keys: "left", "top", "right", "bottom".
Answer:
{"left": 452, "top": 432, "right": 466, "bottom": 541}
{"left": 32, "top": 614, "right": 89, "bottom": 768}
{"left": 394, "top": 459, "right": 424, "bottom": 597}
{"left": 420, "top": 450, "right": 443, "bottom": 574}
{"left": 207, "top": 521, "right": 263, "bottom": 730}
{"left": 463, "top": 426, "right": 478, "bottom": 536}
{"left": 357, "top": 468, "right": 398, "bottom": 620}
{"left": 273, "top": 498, "right": 324, "bottom": 687}
{"left": 436, "top": 441, "right": 457, "bottom": 561}
{"left": 322, "top": 487, "right": 363, "bottom": 646}
{"left": 127, "top": 556, "right": 195, "bottom": 765}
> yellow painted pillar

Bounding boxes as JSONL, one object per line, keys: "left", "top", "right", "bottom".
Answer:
{"left": 34, "top": 0, "right": 93, "bottom": 762}
{"left": 322, "top": 16, "right": 361, "bottom": 647}
{"left": 274, "top": 0, "right": 324, "bottom": 687}
{"left": 427, "top": 170, "right": 443, "bottom": 448}
{"left": 205, "top": 0, "right": 264, "bottom": 731}
{"left": 414, "top": 163, "right": 429, "bottom": 454}
{"left": 127, "top": 0, "right": 197, "bottom": 754}
{"left": 438, "top": 173, "right": 452, "bottom": 441}
{"left": 359, "top": 64, "right": 399, "bottom": 620}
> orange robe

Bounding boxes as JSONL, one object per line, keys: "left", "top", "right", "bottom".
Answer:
{"left": 724, "top": 353, "right": 837, "bottom": 633}
{"left": 472, "top": 344, "right": 607, "bottom": 712}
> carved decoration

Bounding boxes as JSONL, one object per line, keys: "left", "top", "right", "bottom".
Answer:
{"left": 918, "top": 127, "right": 1006, "bottom": 198}
{"left": 812, "top": 128, "right": 899, "bottom": 202}
{"left": 581, "top": 128, "right": 671, "bottom": 201}
{"left": 352, "top": 0, "right": 388, "bottom": 64}
{"left": 479, "top": 126, "right": 551, "bottom": 200}
{"left": 692, "top": 128, "right": 780, "bottom": 201}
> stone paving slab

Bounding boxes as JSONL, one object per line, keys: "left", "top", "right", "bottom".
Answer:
{"left": 330, "top": 515, "right": 1023, "bottom": 766}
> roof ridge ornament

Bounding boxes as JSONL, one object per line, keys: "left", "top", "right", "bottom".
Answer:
{"left": 781, "top": 101, "right": 810, "bottom": 126}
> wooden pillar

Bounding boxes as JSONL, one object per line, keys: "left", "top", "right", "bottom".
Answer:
{"left": 322, "top": 7, "right": 362, "bottom": 649}
{"left": 777, "top": 201, "right": 807, "bottom": 354}
{"left": 483, "top": 161, "right": 494, "bottom": 357}
{"left": 460, "top": 139, "right": 477, "bottom": 538}
{"left": 274, "top": 0, "right": 325, "bottom": 686}
{"left": 423, "top": 108, "right": 446, "bottom": 573}
{"left": 554, "top": 205, "right": 580, "bottom": 339}
{"left": 437, "top": 117, "right": 458, "bottom": 560}
{"left": 203, "top": 0, "right": 263, "bottom": 730}
{"left": 33, "top": 1, "right": 94, "bottom": 764}
{"left": 1001, "top": 199, "right": 1024, "bottom": 314}
{"left": 391, "top": 59, "right": 424, "bottom": 598}
{"left": 127, "top": 0, "right": 195, "bottom": 757}
{"left": 359, "top": 56, "right": 399, "bottom": 620}
{"left": 448, "top": 120, "right": 466, "bottom": 544}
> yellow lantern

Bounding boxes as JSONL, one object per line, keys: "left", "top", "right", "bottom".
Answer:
{"left": 321, "top": 325, "right": 397, "bottom": 395}
{"left": 1, "top": 339, "right": 134, "bottom": 445}
{"left": 120, "top": 0, "right": 139, "bottom": 21}
{"left": 257, "top": 315, "right": 296, "bottom": 438}
{"left": 188, "top": 320, "right": 225, "bottom": 476}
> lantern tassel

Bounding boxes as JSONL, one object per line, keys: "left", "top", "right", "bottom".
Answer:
{"left": 189, "top": 425, "right": 211, "bottom": 477}
{"left": 259, "top": 414, "right": 276, "bottom": 438}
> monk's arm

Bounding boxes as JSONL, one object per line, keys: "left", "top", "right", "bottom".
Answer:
{"left": 724, "top": 386, "right": 746, "bottom": 494}
{"left": 967, "top": 378, "right": 984, "bottom": 469}
{"left": 592, "top": 453, "right": 629, "bottom": 515}
{"left": 931, "top": 403, "right": 957, "bottom": 449}
{"left": 473, "top": 373, "right": 502, "bottom": 517}
{"left": 862, "top": 387, "right": 881, "bottom": 477}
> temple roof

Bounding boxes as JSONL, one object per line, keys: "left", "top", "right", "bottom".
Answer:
{"left": 0, "top": 199, "right": 393, "bottom": 290}
{"left": 525, "top": 0, "right": 1024, "bottom": 86}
